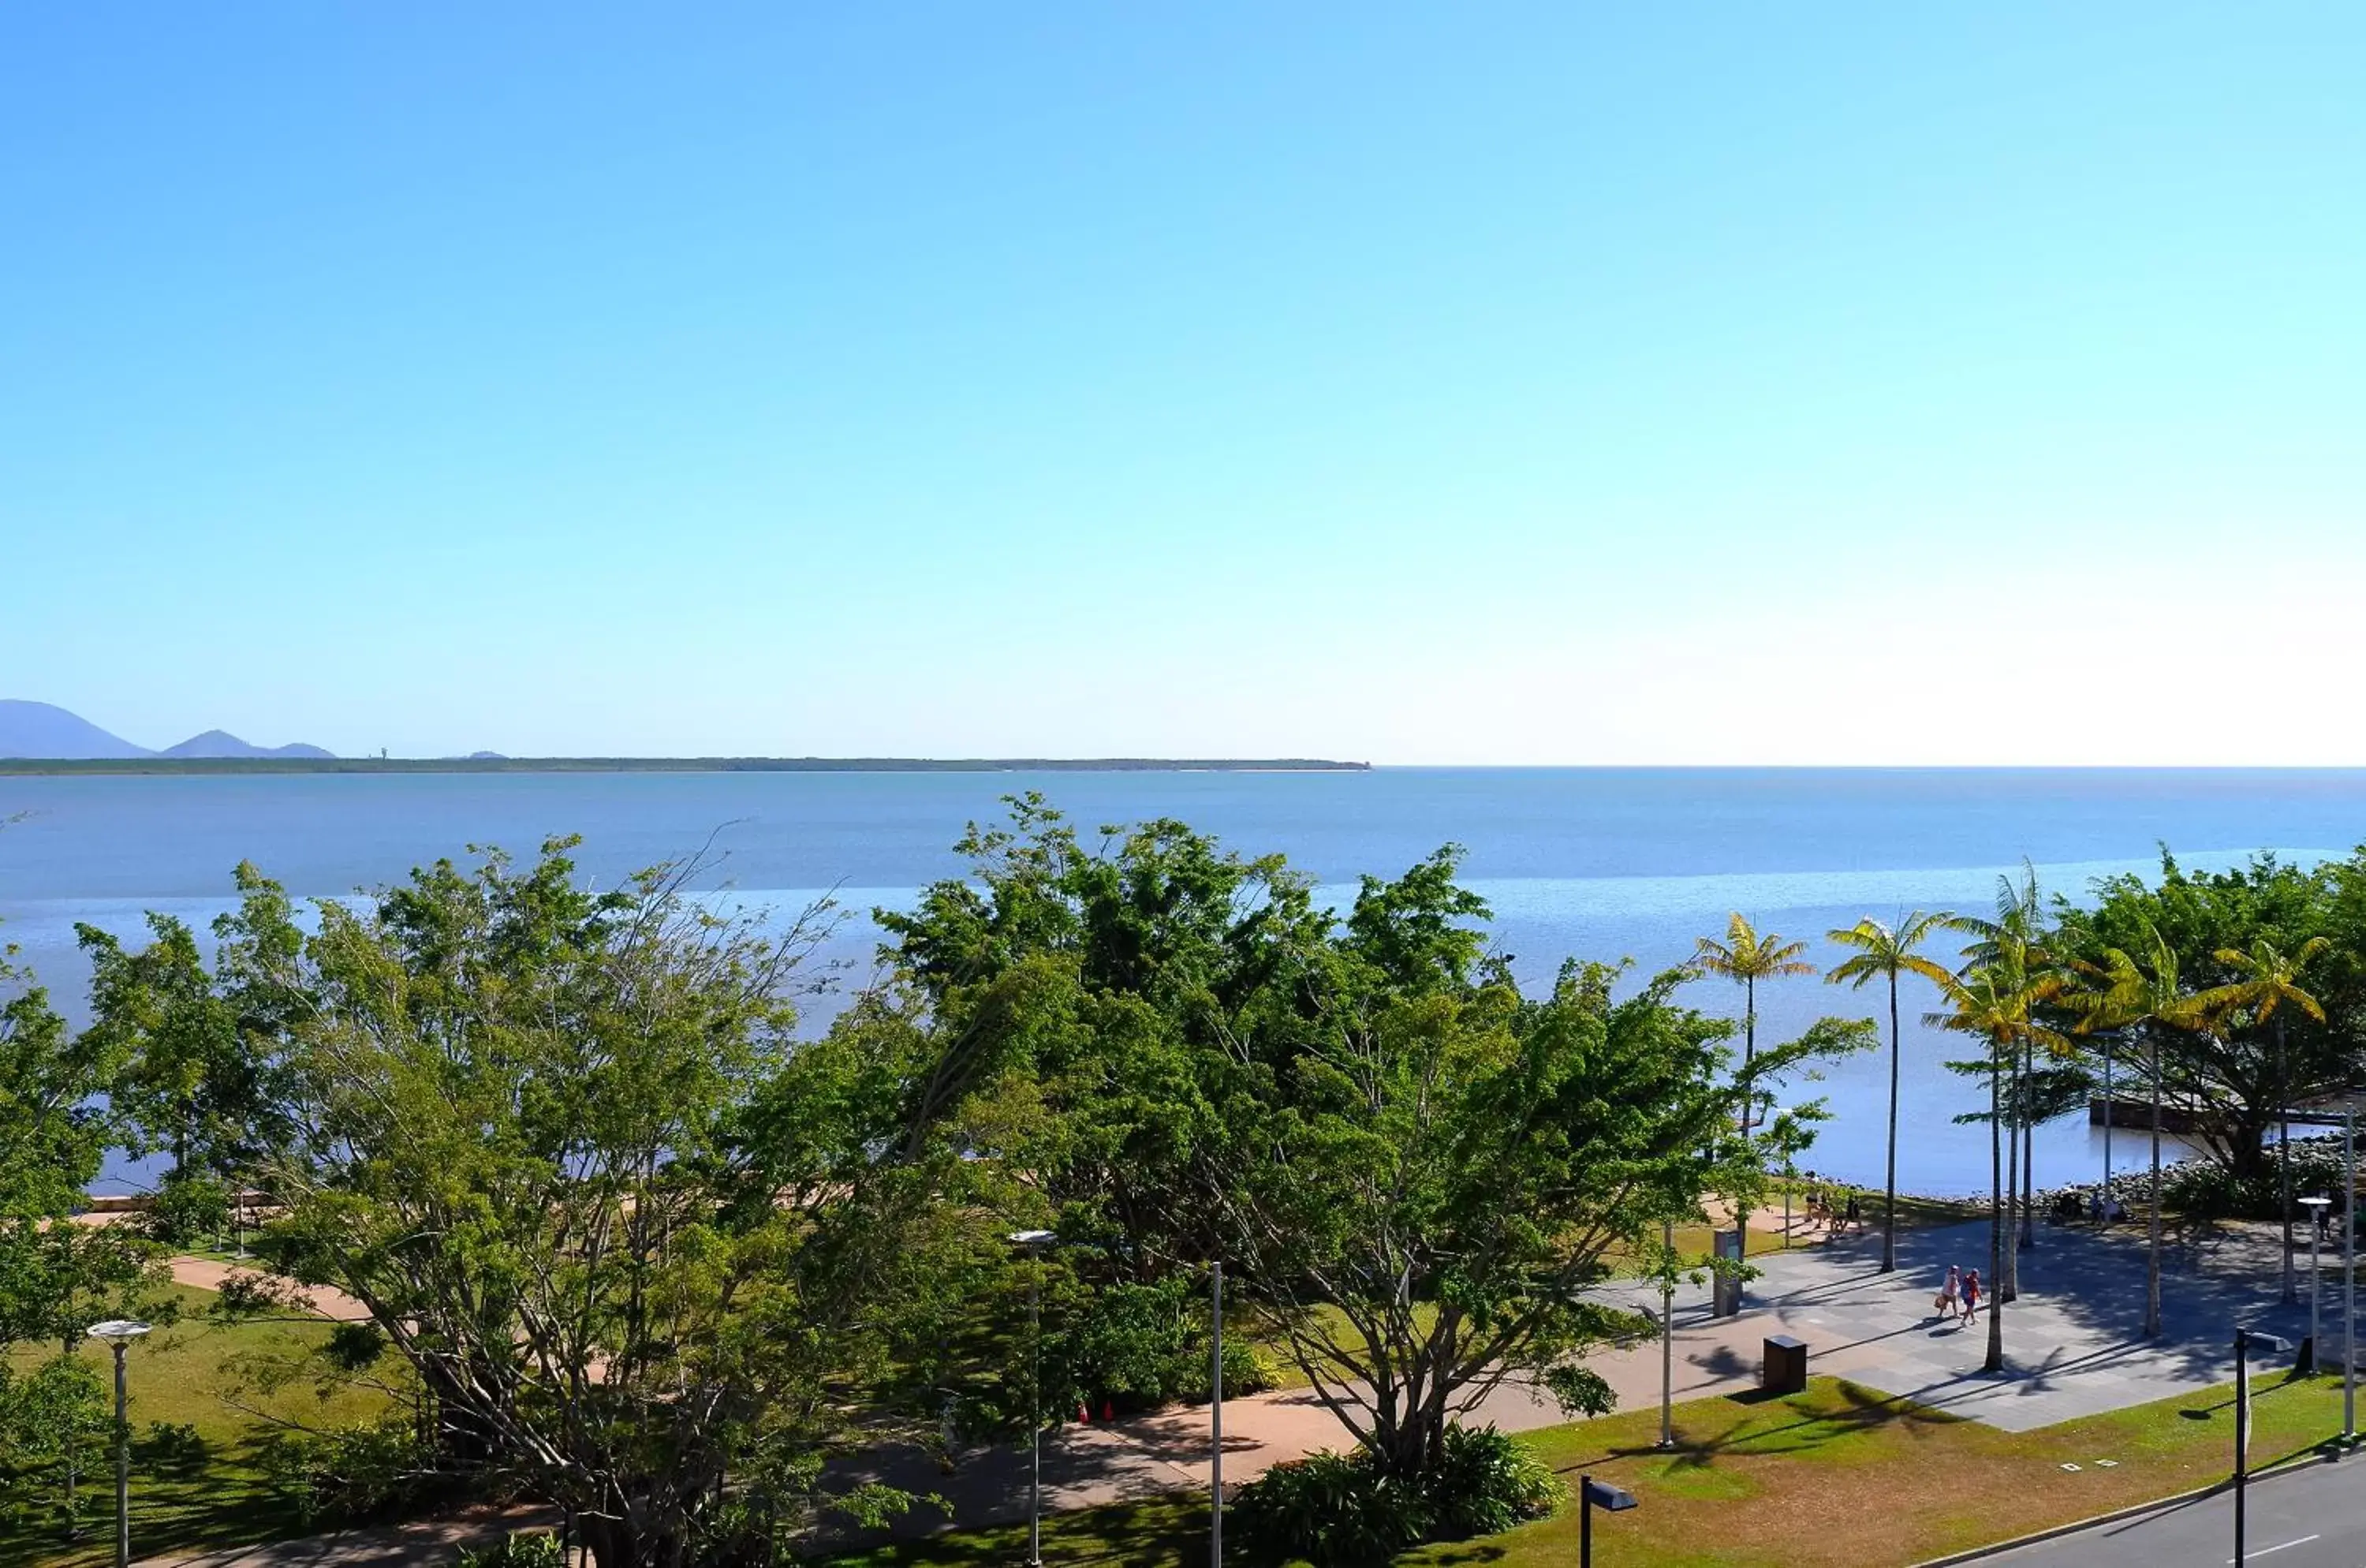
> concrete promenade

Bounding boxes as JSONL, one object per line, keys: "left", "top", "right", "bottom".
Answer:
{"left": 856, "top": 1211, "right": 2330, "bottom": 1536}
{"left": 136, "top": 1212, "right": 2336, "bottom": 1561}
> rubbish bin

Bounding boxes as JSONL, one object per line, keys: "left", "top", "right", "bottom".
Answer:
{"left": 1711, "top": 1229, "right": 1744, "bottom": 1317}
{"left": 1763, "top": 1335, "right": 1808, "bottom": 1394}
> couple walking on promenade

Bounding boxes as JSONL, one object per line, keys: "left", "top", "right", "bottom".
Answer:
{"left": 1934, "top": 1263, "right": 1983, "bottom": 1324}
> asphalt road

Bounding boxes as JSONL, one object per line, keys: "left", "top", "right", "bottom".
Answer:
{"left": 1992, "top": 1457, "right": 2366, "bottom": 1565}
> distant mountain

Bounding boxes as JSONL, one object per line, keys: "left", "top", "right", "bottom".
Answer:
{"left": 162, "top": 730, "right": 335, "bottom": 760}
{"left": 0, "top": 701, "right": 333, "bottom": 760}
{"left": 0, "top": 700, "right": 152, "bottom": 759}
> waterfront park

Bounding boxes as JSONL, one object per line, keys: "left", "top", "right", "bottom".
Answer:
{"left": 11, "top": 808, "right": 2366, "bottom": 1566}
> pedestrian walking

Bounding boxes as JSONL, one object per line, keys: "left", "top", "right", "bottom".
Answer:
{"left": 1934, "top": 1264, "right": 1961, "bottom": 1320}
{"left": 1961, "top": 1268, "right": 1982, "bottom": 1323}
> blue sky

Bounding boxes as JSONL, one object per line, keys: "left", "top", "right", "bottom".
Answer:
{"left": 4, "top": 5, "right": 2361, "bottom": 763}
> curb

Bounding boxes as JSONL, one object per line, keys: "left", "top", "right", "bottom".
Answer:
{"left": 1909, "top": 1447, "right": 2345, "bottom": 1566}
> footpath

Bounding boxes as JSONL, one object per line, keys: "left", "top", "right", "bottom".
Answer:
{"left": 849, "top": 1211, "right": 2321, "bottom": 1538}
{"left": 135, "top": 1210, "right": 2323, "bottom": 1562}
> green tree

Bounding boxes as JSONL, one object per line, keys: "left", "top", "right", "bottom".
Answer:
{"left": 880, "top": 800, "right": 1766, "bottom": 1501}
{"left": 2053, "top": 851, "right": 2354, "bottom": 1195}
{"left": 77, "top": 913, "right": 275, "bottom": 1242}
{"left": 2062, "top": 919, "right": 2215, "bottom": 1339}
{"left": 1826, "top": 911, "right": 1956, "bottom": 1273}
{"left": 1927, "top": 963, "right": 2066, "bottom": 1372}
{"left": 1690, "top": 914, "right": 1818, "bottom": 1263}
{"left": 2201, "top": 935, "right": 2329, "bottom": 1305}
{"left": 222, "top": 839, "right": 982, "bottom": 1566}
{"left": 0, "top": 917, "right": 162, "bottom": 1539}
{"left": 1952, "top": 864, "right": 2055, "bottom": 1297}
{"left": 1220, "top": 947, "right": 1745, "bottom": 1484}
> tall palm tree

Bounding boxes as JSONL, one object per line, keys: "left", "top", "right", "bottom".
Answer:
{"left": 1694, "top": 913, "right": 1817, "bottom": 1264}
{"left": 2064, "top": 919, "right": 2214, "bottom": 1339}
{"left": 1827, "top": 910, "right": 1956, "bottom": 1274}
{"left": 1928, "top": 964, "right": 2064, "bottom": 1372}
{"left": 2203, "top": 936, "right": 2331, "bottom": 1306}
{"left": 1954, "top": 864, "right": 2052, "bottom": 1294}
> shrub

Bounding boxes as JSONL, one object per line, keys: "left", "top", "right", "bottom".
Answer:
{"left": 145, "top": 1174, "right": 230, "bottom": 1246}
{"left": 257, "top": 1416, "right": 443, "bottom": 1525}
{"left": 454, "top": 1533, "right": 564, "bottom": 1568}
{"left": 1425, "top": 1422, "right": 1563, "bottom": 1537}
{"left": 1230, "top": 1423, "right": 1560, "bottom": 1566}
{"left": 136, "top": 1420, "right": 212, "bottom": 1477}
{"left": 1230, "top": 1448, "right": 1428, "bottom": 1567}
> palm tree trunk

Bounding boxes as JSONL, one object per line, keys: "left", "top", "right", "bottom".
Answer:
{"left": 2280, "top": 1014, "right": 2294, "bottom": 1305}
{"left": 2147, "top": 1031, "right": 2163, "bottom": 1338}
{"left": 1737, "top": 974, "right": 1754, "bottom": 1275}
{"left": 1883, "top": 969, "right": 1900, "bottom": 1273}
{"left": 1987, "top": 1047, "right": 2005, "bottom": 1372}
{"left": 2021, "top": 1030, "right": 2038, "bottom": 1253}
{"left": 2002, "top": 1059, "right": 2021, "bottom": 1303}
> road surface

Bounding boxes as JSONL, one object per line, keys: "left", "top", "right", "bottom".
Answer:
{"left": 1991, "top": 1456, "right": 2364, "bottom": 1565}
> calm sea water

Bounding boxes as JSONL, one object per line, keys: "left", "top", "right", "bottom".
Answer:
{"left": 6, "top": 767, "right": 2363, "bottom": 1197}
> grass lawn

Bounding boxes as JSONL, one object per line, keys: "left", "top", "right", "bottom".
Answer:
{"left": 819, "top": 1369, "right": 2355, "bottom": 1567}
{"left": 2, "top": 1283, "right": 388, "bottom": 1568}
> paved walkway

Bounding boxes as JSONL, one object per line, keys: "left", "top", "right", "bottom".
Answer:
{"left": 135, "top": 1507, "right": 554, "bottom": 1567}
{"left": 843, "top": 1214, "right": 2336, "bottom": 1540}
{"left": 137, "top": 1211, "right": 2340, "bottom": 1559}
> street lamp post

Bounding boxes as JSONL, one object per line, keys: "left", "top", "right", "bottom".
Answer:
{"left": 2302, "top": 1197, "right": 2332, "bottom": 1374}
{"left": 2234, "top": 1327, "right": 2290, "bottom": 1566}
{"left": 1658, "top": 1218, "right": 1676, "bottom": 1450}
{"left": 2347, "top": 1107, "right": 2357, "bottom": 1444}
{"left": 1210, "top": 1261, "right": 1224, "bottom": 1567}
{"left": 1578, "top": 1475, "right": 1637, "bottom": 1568}
{"left": 84, "top": 1320, "right": 151, "bottom": 1568}
{"left": 1007, "top": 1231, "right": 1058, "bottom": 1568}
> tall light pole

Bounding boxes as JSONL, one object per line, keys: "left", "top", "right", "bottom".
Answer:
{"left": 2346, "top": 1107, "right": 2357, "bottom": 1443}
{"left": 2302, "top": 1197, "right": 2331, "bottom": 1373}
{"left": 1210, "top": 1261, "right": 1224, "bottom": 1566}
{"left": 1658, "top": 1218, "right": 1676, "bottom": 1450}
{"left": 2234, "top": 1327, "right": 2290, "bottom": 1566}
{"left": 1007, "top": 1230, "right": 1057, "bottom": 1568}
{"left": 85, "top": 1320, "right": 151, "bottom": 1568}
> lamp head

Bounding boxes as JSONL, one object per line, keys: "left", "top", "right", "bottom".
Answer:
{"left": 84, "top": 1320, "right": 152, "bottom": 1345}
{"left": 1007, "top": 1229, "right": 1058, "bottom": 1249}
{"left": 2301, "top": 1196, "right": 2333, "bottom": 1211}
{"left": 1581, "top": 1477, "right": 1639, "bottom": 1512}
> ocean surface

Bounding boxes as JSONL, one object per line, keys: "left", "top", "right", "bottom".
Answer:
{"left": 6, "top": 767, "right": 2364, "bottom": 1198}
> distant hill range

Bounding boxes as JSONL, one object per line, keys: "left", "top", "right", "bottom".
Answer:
{"left": 0, "top": 700, "right": 334, "bottom": 760}
{"left": 0, "top": 700, "right": 1368, "bottom": 774}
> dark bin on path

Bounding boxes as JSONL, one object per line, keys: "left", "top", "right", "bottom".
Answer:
{"left": 1762, "top": 1335, "right": 1808, "bottom": 1394}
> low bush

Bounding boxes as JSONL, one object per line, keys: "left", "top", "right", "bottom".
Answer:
{"left": 136, "top": 1418, "right": 213, "bottom": 1477}
{"left": 144, "top": 1173, "right": 231, "bottom": 1246}
{"left": 257, "top": 1415, "right": 446, "bottom": 1526}
{"left": 1425, "top": 1422, "right": 1563, "bottom": 1537}
{"left": 1230, "top": 1423, "right": 1562, "bottom": 1566}
{"left": 1230, "top": 1447, "right": 1427, "bottom": 1566}
{"left": 454, "top": 1532, "right": 565, "bottom": 1568}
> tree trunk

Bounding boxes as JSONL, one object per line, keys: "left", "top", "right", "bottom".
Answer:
{"left": 1883, "top": 971, "right": 1900, "bottom": 1274}
{"left": 579, "top": 1512, "right": 686, "bottom": 1568}
{"left": 1986, "top": 1051, "right": 2004, "bottom": 1372}
{"left": 2020, "top": 1031, "right": 2037, "bottom": 1253}
{"left": 2001, "top": 1065, "right": 2020, "bottom": 1304}
{"left": 1737, "top": 974, "right": 1755, "bottom": 1276}
{"left": 2279, "top": 1014, "right": 2295, "bottom": 1305}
